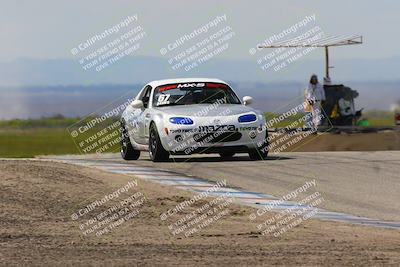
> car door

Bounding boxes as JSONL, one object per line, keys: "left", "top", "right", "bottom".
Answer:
{"left": 137, "top": 85, "right": 152, "bottom": 144}
{"left": 124, "top": 86, "right": 148, "bottom": 145}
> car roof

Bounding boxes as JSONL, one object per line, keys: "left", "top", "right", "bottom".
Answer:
{"left": 147, "top": 78, "right": 228, "bottom": 88}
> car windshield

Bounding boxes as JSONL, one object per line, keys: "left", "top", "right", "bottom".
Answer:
{"left": 153, "top": 82, "right": 241, "bottom": 107}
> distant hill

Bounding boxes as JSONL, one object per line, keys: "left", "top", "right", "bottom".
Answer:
{"left": 0, "top": 56, "right": 400, "bottom": 86}
{"left": 0, "top": 81, "right": 398, "bottom": 119}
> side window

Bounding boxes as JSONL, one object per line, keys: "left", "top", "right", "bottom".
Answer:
{"left": 140, "top": 86, "right": 152, "bottom": 108}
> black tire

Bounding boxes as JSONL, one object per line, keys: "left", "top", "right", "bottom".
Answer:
{"left": 248, "top": 149, "right": 268, "bottom": 160}
{"left": 219, "top": 152, "right": 235, "bottom": 159}
{"left": 120, "top": 123, "right": 140, "bottom": 160}
{"left": 249, "top": 132, "right": 269, "bottom": 160}
{"left": 149, "top": 123, "right": 170, "bottom": 162}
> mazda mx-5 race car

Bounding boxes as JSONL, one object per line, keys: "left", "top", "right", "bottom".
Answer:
{"left": 120, "top": 78, "right": 269, "bottom": 162}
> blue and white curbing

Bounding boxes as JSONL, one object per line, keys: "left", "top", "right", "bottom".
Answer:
{"left": 51, "top": 158, "right": 400, "bottom": 230}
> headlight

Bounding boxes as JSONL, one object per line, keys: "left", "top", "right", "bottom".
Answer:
{"left": 238, "top": 114, "right": 257, "bottom": 123}
{"left": 169, "top": 117, "right": 194, "bottom": 125}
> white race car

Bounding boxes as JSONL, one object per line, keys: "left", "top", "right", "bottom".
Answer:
{"left": 120, "top": 78, "right": 269, "bottom": 162}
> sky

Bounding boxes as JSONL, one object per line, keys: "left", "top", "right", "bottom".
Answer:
{"left": 1, "top": 0, "right": 399, "bottom": 62}
{"left": 0, "top": 1, "right": 398, "bottom": 117}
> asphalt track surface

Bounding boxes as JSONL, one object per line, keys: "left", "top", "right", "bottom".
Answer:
{"left": 45, "top": 151, "right": 400, "bottom": 226}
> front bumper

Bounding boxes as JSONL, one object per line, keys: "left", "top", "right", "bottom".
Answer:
{"left": 170, "top": 145, "right": 250, "bottom": 155}
{"left": 160, "top": 122, "right": 268, "bottom": 154}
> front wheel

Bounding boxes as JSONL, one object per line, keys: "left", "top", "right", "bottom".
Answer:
{"left": 149, "top": 123, "right": 170, "bottom": 162}
{"left": 249, "top": 133, "right": 269, "bottom": 160}
{"left": 248, "top": 149, "right": 268, "bottom": 160}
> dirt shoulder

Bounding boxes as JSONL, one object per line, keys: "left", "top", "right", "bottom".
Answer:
{"left": 291, "top": 131, "right": 400, "bottom": 152}
{"left": 1, "top": 160, "right": 399, "bottom": 266}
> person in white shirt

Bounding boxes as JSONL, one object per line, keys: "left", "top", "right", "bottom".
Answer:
{"left": 303, "top": 88, "right": 313, "bottom": 129}
{"left": 305, "top": 74, "right": 326, "bottom": 128}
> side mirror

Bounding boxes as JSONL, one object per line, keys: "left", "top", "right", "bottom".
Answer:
{"left": 242, "top": 96, "right": 253, "bottom": 106}
{"left": 131, "top": 99, "right": 144, "bottom": 109}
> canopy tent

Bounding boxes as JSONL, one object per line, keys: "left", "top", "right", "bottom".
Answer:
{"left": 257, "top": 35, "right": 363, "bottom": 79}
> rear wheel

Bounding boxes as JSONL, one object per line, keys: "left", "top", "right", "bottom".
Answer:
{"left": 149, "top": 123, "right": 170, "bottom": 162}
{"left": 120, "top": 123, "right": 140, "bottom": 160}
{"left": 219, "top": 152, "right": 235, "bottom": 159}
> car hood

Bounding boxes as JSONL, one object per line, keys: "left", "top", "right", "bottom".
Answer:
{"left": 153, "top": 104, "right": 258, "bottom": 117}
